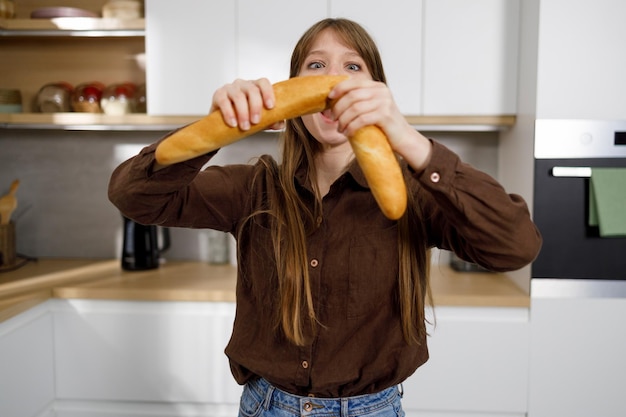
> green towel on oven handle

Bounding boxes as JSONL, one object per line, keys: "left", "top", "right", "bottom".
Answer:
{"left": 588, "top": 168, "right": 626, "bottom": 237}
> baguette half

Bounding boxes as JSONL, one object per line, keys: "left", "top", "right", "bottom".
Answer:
{"left": 349, "top": 125, "right": 407, "bottom": 220}
{"left": 155, "top": 75, "right": 407, "bottom": 219}
{"left": 155, "top": 75, "right": 349, "bottom": 165}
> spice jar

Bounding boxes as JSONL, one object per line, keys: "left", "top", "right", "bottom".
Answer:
{"left": 101, "top": 83, "right": 137, "bottom": 115}
{"left": 36, "top": 82, "right": 73, "bottom": 113}
{"left": 71, "top": 82, "right": 105, "bottom": 113}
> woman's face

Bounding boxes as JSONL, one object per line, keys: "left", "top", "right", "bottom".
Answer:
{"left": 298, "top": 29, "right": 373, "bottom": 150}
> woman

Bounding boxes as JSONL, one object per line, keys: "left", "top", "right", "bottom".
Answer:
{"left": 109, "top": 18, "right": 541, "bottom": 417}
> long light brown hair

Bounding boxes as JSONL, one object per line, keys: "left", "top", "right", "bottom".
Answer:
{"left": 251, "top": 18, "right": 432, "bottom": 346}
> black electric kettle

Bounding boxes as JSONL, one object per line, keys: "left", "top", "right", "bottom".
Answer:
{"left": 121, "top": 216, "right": 170, "bottom": 271}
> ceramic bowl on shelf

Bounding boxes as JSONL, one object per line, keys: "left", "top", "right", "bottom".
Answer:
{"left": 71, "top": 82, "right": 105, "bottom": 113}
{"left": 30, "top": 7, "right": 99, "bottom": 19}
{"left": 0, "top": 88, "right": 21, "bottom": 113}
{"left": 36, "top": 82, "right": 73, "bottom": 113}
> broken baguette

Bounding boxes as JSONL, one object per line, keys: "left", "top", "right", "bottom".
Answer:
{"left": 155, "top": 75, "right": 407, "bottom": 219}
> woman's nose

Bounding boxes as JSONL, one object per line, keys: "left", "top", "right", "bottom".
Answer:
{"left": 325, "top": 63, "right": 342, "bottom": 76}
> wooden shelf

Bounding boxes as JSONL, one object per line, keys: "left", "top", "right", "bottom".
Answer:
{"left": 0, "top": 18, "right": 144, "bottom": 36}
{"left": 0, "top": 113, "right": 193, "bottom": 131}
{"left": 0, "top": 113, "right": 515, "bottom": 132}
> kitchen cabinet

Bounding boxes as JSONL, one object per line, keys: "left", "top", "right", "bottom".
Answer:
{"left": 1, "top": 0, "right": 519, "bottom": 130}
{"left": 52, "top": 299, "right": 241, "bottom": 415}
{"left": 237, "top": 0, "right": 327, "bottom": 84}
{"left": 0, "top": 303, "right": 55, "bottom": 417}
{"left": 1, "top": 299, "right": 529, "bottom": 416}
{"left": 529, "top": 296, "right": 626, "bottom": 417}
{"left": 145, "top": 0, "right": 517, "bottom": 120}
{"left": 330, "top": 0, "right": 423, "bottom": 115}
{"left": 535, "top": 0, "right": 626, "bottom": 119}
{"left": 144, "top": 0, "right": 236, "bottom": 116}
{"left": 403, "top": 306, "right": 529, "bottom": 417}
{"left": 422, "top": 0, "right": 520, "bottom": 116}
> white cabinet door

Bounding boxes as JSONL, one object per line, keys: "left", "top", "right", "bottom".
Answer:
{"left": 330, "top": 0, "right": 423, "bottom": 115}
{"left": 422, "top": 0, "right": 520, "bottom": 116}
{"left": 0, "top": 303, "right": 55, "bottom": 417}
{"left": 237, "top": 0, "right": 328, "bottom": 83}
{"left": 53, "top": 299, "right": 240, "bottom": 404}
{"left": 536, "top": 0, "right": 626, "bottom": 119}
{"left": 145, "top": 0, "right": 237, "bottom": 115}
{"left": 529, "top": 296, "right": 626, "bottom": 417}
{"left": 403, "top": 306, "right": 529, "bottom": 416}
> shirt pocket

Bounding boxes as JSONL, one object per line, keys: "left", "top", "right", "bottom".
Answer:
{"left": 348, "top": 225, "right": 399, "bottom": 319}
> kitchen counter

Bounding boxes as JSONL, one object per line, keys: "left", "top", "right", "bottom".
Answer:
{"left": 0, "top": 258, "right": 529, "bottom": 322}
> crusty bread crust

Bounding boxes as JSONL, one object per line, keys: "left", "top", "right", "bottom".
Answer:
{"left": 349, "top": 125, "right": 407, "bottom": 220}
{"left": 155, "top": 75, "right": 348, "bottom": 165}
{"left": 155, "top": 75, "right": 407, "bottom": 219}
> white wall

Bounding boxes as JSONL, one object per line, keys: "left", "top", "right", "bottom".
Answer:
{"left": 0, "top": 129, "right": 498, "bottom": 262}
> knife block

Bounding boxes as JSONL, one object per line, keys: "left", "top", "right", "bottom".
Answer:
{"left": 0, "top": 222, "right": 16, "bottom": 269}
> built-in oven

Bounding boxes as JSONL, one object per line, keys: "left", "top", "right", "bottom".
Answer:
{"left": 532, "top": 119, "right": 626, "bottom": 296}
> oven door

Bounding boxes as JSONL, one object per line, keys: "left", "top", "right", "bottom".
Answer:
{"left": 532, "top": 157, "right": 626, "bottom": 281}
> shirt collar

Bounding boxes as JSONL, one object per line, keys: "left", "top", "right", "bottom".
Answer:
{"left": 294, "top": 159, "right": 370, "bottom": 192}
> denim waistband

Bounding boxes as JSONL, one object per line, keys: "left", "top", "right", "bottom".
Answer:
{"left": 246, "top": 377, "right": 402, "bottom": 416}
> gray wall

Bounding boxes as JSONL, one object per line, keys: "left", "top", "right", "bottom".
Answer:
{"left": 0, "top": 128, "right": 497, "bottom": 263}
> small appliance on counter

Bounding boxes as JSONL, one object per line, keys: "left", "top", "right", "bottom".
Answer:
{"left": 121, "top": 216, "right": 170, "bottom": 271}
{"left": 449, "top": 252, "right": 490, "bottom": 273}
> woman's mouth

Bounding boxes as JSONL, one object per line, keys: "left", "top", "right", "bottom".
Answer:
{"left": 320, "top": 109, "right": 336, "bottom": 123}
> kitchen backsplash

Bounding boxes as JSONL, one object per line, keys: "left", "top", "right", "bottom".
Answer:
{"left": 0, "top": 129, "right": 498, "bottom": 264}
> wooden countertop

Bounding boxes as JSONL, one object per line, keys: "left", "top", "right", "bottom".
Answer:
{"left": 0, "top": 259, "right": 529, "bottom": 322}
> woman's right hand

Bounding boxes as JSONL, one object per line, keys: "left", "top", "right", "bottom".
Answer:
{"left": 210, "top": 78, "right": 284, "bottom": 131}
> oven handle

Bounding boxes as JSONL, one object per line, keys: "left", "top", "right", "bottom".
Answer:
{"left": 551, "top": 167, "right": 592, "bottom": 178}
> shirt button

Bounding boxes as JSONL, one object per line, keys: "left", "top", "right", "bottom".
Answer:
{"left": 310, "top": 259, "right": 319, "bottom": 268}
{"left": 430, "top": 172, "right": 441, "bottom": 183}
{"left": 302, "top": 360, "right": 309, "bottom": 369}
{"left": 303, "top": 402, "right": 313, "bottom": 412}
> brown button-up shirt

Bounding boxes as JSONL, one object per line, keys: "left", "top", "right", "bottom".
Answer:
{"left": 108, "top": 138, "right": 541, "bottom": 398}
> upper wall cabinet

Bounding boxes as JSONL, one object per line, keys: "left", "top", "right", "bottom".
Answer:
{"left": 237, "top": 0, "right": 327, "bottom": 84}
{"left": 422, "top": 0, "right": 520, "bottom": 116}
{"left": 330, "top": 0, "right": 423, "bottom": 116}
{"left": 145, "top": 0, "right": 518, "bottom": 118}
{"left": 145, "top": 0, "right": 236, "bottom": 116}
{"left": 535, "top": 0, "right": 626, "bottom": 120}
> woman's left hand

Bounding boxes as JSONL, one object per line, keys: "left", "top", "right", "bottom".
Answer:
{"left": 329, "top": 78, "right": 433, "bottom": 171}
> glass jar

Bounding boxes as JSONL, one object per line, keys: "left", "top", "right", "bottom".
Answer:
{"left": 100, "top": 82, "right": 137, "bottom": 115}
{"left": 36, "top": 82, "right": 73, "bottom": 113}
{"left": 71, "top": 82, "right": 105, "bottom": 113}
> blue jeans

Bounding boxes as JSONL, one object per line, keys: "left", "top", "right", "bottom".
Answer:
{"left": 238, "top": 377, "right": 405, "bottom": 417}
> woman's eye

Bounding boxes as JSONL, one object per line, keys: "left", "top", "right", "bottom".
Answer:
{"left": 307, "top": 61, "right": 324, "bottom": 69}
{"left": 347, "top": 63, "right": 362, "bottom": 71}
